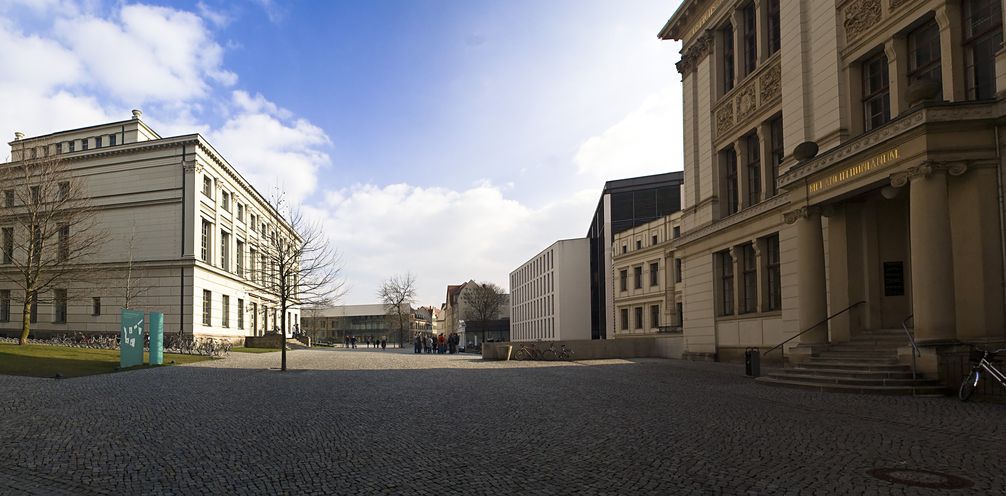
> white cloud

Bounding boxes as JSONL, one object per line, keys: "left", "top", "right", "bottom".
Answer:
{"left": 574, "top": 86, "right": 683, "bottom": 181}
{"left": 311, "top": 182, "right": 597, "bottom": 305}
{"left": 208, "top": 92, "right": 330, "bottom": 200}
{"left": 196, "top": 1, "right": 230, "bottom": 28}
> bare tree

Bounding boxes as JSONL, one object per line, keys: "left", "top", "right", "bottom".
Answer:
{"left": 377, "top": 273, "right": 416, "bottom": 348}
{"left": 119, "top": 223, "right": 154, "bottom": 309}
{"left": 463, "top": 282, "right": 508, "bottom": 339}
{"left": 254, "top": 195, "right": 345, "bottom": 371}
{"left": 0, "top": 139, "right": 108, "bottom": 344}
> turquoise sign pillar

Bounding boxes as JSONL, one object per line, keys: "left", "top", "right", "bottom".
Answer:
{"left": 120, "top": 309, "right": 145, "bottom": 369}
{"left": 149, "top": 312, "right": 164, "bottom": 366}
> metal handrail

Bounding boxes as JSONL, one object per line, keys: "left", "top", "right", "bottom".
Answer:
{"left": 902, "top": 314, "right": 919, "bottom": 380}
{"left": 763, "top": 301, "right": 866, "bottom": 358}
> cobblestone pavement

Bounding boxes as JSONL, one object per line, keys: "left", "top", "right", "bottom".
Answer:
{"left": 1, "top": 348, "right": 1004, "bottom": 495}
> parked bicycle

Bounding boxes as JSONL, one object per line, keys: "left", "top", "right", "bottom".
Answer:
{"left": 541, "top": 343, "right": 574, "bottom": 361}
{"left": 513, "top": 343, "right": 542, "bottom": 361}
{"left": 958, "top": 347, "right": 1006, "bottom": 401}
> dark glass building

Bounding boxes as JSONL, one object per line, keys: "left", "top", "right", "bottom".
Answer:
{"left": 587, "top": 172, "right": 683, "bottom": 339}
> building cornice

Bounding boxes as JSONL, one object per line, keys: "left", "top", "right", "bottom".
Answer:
{"left": 673, "top": 193, "right": 790, "bottom": 247}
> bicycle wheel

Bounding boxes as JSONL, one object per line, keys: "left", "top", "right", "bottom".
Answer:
{"left": 541, "top": 350, "right": 557, "bottom": 361}
{"left": 958, "top": 369, "right": 980, "bottom": 402}
{"left": 513, "top": 349, "right": 528, "bottom": 361}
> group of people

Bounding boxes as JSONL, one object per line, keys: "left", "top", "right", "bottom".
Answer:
{"left": 413, "top": 332, "right": 461, "bottom": 354}
{"left": 343, "top": 335, "right": 387, "bottom": 350}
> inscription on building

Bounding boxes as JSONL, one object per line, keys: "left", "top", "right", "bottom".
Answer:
{"left": 808, "top": 148, "right": 900, "bottom": 193}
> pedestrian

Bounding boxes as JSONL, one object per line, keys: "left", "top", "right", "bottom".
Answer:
{"left": 351, "top": 335, "right": 357, "bottom": 349}
{"left": 344, "top": 335, "right": 350, "bottom": 348}
{"left": 381, "top": 338, "right": 387, "bottom": 350}
{"left": 427, "top": 336, "right": 433, "bottom": 353}
{"left": 438, "top": 333, "right": 446, "bottom": 354}
{"left": 414, "top": 334, "right": 422, "bottom": 354}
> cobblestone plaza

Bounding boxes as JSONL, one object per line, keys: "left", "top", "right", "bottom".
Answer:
{"left": 1, "top": 349, "right": 1004, "bottom": 495}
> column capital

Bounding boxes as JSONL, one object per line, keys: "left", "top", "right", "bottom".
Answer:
{"left": 783, "top": 206, "right": 821, "bottom": 224}
{"left": 182, "top": 161, "right": 202, "bottom": 174}
{"left": 890, "top": 161, "right": 967, "bottom": 187}
{"left": 751, "top": 238, "right": 762, "bottom": 258}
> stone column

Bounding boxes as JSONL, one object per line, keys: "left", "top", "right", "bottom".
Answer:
{"left": 754, "top": 0, "right": 768, "bottom": 64}
{"left": 729, "top": 246, "right": 740, "bottom": 317}
{"left": 787, "top": 207, "right": 828, "bottom": 344}
{"left": 752, "top": 238, "right": 764, "bottom": 313}
{"left": 757, "top": 123, "right": 773, "bottom": 200}
{"left": 885, "top": 38, "right": 907, "bottom": 117}
{"left": 732, "top": 9, "right": 743, "bottom": 88}
{"left": 736, "top": 138, "right": 751, "bottom": 209}
{"left": 935, "top": 4, "right": 965, "bottom": 102}
{"left": 897, "top": 163, "right": 959, "bottom": 343}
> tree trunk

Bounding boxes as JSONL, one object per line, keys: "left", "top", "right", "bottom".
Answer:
{"left": 18, "top": 297, "right": 31, "bottom": 345}
{"left": 280, "top": 301, "right": 287, "bottom": 372}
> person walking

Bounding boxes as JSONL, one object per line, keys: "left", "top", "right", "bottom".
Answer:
{"left": 350, "top": 335, "right": 357, "bottom": 349}
{"left": 381, "top": 338, "right": 387, "bottom": 350}
{"left": 344, "top": 335, "right": 350, "bottom": 348}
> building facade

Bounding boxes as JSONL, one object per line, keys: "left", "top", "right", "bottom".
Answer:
{"left": 301, "top": 303, "right": 411, "bottom": 342}
{"left": 587, "top": 172, "right": 684, "bottom": 340}
{"left": 0, "top": 111, "right": 301, "bottom": 342}
{"left": 660, "top": 0, "right": 1006, "bottom": 374}
{"left": 612, "top": 212, "right": 684, "bottom": 337}
{"left": 510, "top": 238, "right": 591, "bottom": 342}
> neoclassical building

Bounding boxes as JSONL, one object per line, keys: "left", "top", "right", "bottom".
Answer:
{"left": 660, "top": 0, "right": 1006, "bottom": 384}
{"left": 611, "top": 212, "right": 684, "bottom": 337}
{"left": 0, "top": 111, "right": 301, "bottom": 342}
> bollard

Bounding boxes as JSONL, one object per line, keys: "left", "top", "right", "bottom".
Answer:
{"left": 745, "top": 347, "right": 760, "bottom": 377}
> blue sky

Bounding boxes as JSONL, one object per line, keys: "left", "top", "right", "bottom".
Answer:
{"left": 0, "top": 0, "right": 684, "bottom": 305}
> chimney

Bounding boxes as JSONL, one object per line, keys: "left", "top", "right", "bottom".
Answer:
{"left": 13, "top": 132, "right": 24, "bottom": 141}
{"left": 131, "top": 109, "right": 143, "bottom": 120}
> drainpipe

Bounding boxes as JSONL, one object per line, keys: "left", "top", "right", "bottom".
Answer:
{"left": 996, "top": 125, "right": 1006, "bottom": 334}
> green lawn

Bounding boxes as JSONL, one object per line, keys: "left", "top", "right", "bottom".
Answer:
{"left": 0, "top": 343, "right": 214, "bottom": 378}
{"left": 230, "top": 347, "right": 281, "bottom": 353}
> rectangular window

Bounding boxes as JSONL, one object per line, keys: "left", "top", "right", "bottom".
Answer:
{"left": 220, "top": 231, "right": 230, "bottom": 271}
{"left": 221, "top": 295, "right": 230, "bottom": 328}
{"left": 717, "top": 251, "right": 734, "bottom": 316}
{"left": 202, "top": 176, "right": 212, "bottom": 196}
{"left": 221, "top": 191, "right": 230, "bottom": 212}
{"left": 740, "top": 243, "right": 758, "bottom": 314}
{"left": 745, "top": 133, "right": 761, "bottom": 207}
{"left": 0, "top": 290, "right": 9, "bottom": 322}
{"left": 649, "top": 262, "right": 659, "bottom": 287}
{"left": 69, "top": 141, "right": 75, "bottom": 153}
{"left": 633, "top": 266, "right": 642, "bottom": 289}
{"left": 54, "top": 143, "right": 62, "bottom": 155}
{"left": 92, "top": 297, "right": 101, "bottom": 316}
{"left": 722, "top": 23, "right": 735, "bottom": 93}
{"left": 202, "top": 290, "right": 212, "bottom": 326}
{"left": 676, "top": 302, "right": 683, "bottom": 326}
{"left": 251, "top": 302, "right": 258, "bottom": 332}
{"left": 765, "top": 234, "right": 782, "bottom": 311}
{"left": 964, "top": 0, "right": 1003, "bottom": 100}
{"left": 636, "top": 239, "right": 641, "bottom": 250}
{"left": 237, "top": 298, "right": 244, "bottom": 329}
{"left": 723, "top": 148, "right": 739, "bottom": 215}
{"left": 2, "top": 227, "right": 12, "bottom": 264}
{"left": 907, "top": 19, "right": 942, "bottom": 92}
{"left": 236, "top": 240, "right": 244, "bottom": 277}
{"left": 250, "top": 214, "right": 257, "bottom": 231}
{"left": 742, "top": 2, "right": 757, "bottom": 75}
{"left": 53, "top": 289, "right": 66, "bottom": 323}
{"left": 58, "top": 224, "right": 69, "bottom": 261}
{"left": 30, "top": 186, "right": 40, "bottom": 204}
{"left": 81, "top": 139, "right": 88, "bottom": 151}
{"left": 3, "top": 190, "right": 12, "bottom": 207}
{"left": 109, "top": 134, "right": 116, "bottom": 146}
{"left": 634, "top": 306, "right": 643, "bottom": 329}
{"left": 650, "top": 304, "right": 660, "bottom": 330}
{"left": 862, "top": 51, "right": 891, "bottom": 131}
{"left": 250, "top": 248, "right": 258, "bottom": 282}
{"left": 58, "top": 182, "right": 69, "bottom": 201}
{"left": 237, "top": 203, "right": 244, "bottom": 222}
{"left": 675, "top": 258, "right": 683, "bottom": 283}
{"left": 619, "top": 269, "right": 627, "bottom": 292}
{"left": 673, "top": 226, "right": 680, "bottom": 239}
{"left": 652, "top": 234, "right": 658, "bottom": 245}
{"left": 767, "top": 0, "right": 781, "bottom": 55}
{"left": 93, "top": 136, "right": 101, "bottom": 149}
{"left": 768, "top": 116, "right": 783, "bottom": 197}
{"left": 200, "top": 220, "right": 211, "bottom": 262}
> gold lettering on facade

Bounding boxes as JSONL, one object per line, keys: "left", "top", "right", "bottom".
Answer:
{"left": 684, "top": 0, "right": 727, "bottom": 41}
{"left": 808, "top": 148, "right": 900, "bottom": 193}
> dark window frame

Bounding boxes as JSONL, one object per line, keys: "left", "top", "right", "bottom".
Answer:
{"left": 717, "top": 251, "right": 734, "bottom": 316}
{"left": 744, "top": 132, "right": 761, "bottom": 206}
{"left": 963, "top": 0, "right": 1003, "bottom": 100}
{"left": 862, "top": 51, "right": 891, "bottom": 131}
{"left": 740, "top": 243, "right": 758, "bottom": 314}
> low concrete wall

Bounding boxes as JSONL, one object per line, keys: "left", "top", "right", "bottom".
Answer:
{"left": 483, "top": 335, "right": 685, "bottom": 361}
{"left": 245, "top": 333, "right": 284, "bottom": 349}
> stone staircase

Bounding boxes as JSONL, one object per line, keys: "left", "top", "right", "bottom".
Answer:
{"left": 755, "top": 329, "right": 946, "bottom": 396}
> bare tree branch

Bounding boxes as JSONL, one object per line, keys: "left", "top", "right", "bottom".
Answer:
{"left": 377, "top": 273, "right": 416, "bottom": 347}
{"left": 462, "top": 281, "right": 508, "bottom": 324}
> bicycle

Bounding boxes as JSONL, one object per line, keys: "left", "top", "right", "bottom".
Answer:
{"left": 958, "top": 347, "right": 1006, "bottom": 401}
{"left": 541, "top": 343, "right": 574, "bottom": 361}
{"left": 513, "top": 343, "right": 542, "bottom": 361}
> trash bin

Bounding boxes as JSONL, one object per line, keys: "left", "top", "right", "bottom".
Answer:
{"left": 745, "top": 347, "right": 760, "bottom": 377}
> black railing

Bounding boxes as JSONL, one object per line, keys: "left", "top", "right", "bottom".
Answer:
{"left": 902, "top": 314, "right": 919, "bottom": 379}
{"left": 763, "top": 301, "right": 866, "bottom": 359}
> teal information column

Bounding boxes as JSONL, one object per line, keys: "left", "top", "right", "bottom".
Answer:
{"left": 120, "top": 309, "right": 145, "bottom": 369}
{"left": 149, "top": 312, "right": 164, "bottom": 365}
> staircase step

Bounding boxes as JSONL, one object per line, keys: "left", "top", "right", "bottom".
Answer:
{"left": 775, "top": 367, "right": 918, "bottom": 379}
{"left": 798, "top": 361, "right": 911, "bottom": 371}
{"left": 766, "top": 372, "right": 940, "bottom": 387}
{"left": 755, "top": 377, "right": 946, "bottom": 396}
{"left": 807, "top": 356, "right": 900, "bottom": 364}
{"left": 819, "top": 350, "right": 900, "bottom": 357}
{"left": 826, "top": 345, "right": 903, "bottom": 352}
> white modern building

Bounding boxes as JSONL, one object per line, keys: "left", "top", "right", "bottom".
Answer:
{"left": 509, "top": 238, "right": 591, "bottom": 342}
{"left": 0, "top": 111, "right": 300, "bottom": 342}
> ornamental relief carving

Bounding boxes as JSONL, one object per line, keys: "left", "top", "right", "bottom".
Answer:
{"left": 675, "top": 31, "right": 714, "bottom": 75}
{"left": 889, "top": 0, "right": 913, "bottom": 10}
{"left": 714, "top": 57, "right": 781, "bottom": 139}
{"left": 843, "top": 0, "right": 882, "bottom": 42}
{"left": 759, "top": 63, "right": 781, "bottom": 104}
{"left": 716, "top": 105, "right": 734, "bottom": 135}
{"left": 735, "top": 84, "right": 757, "bottom": 121}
